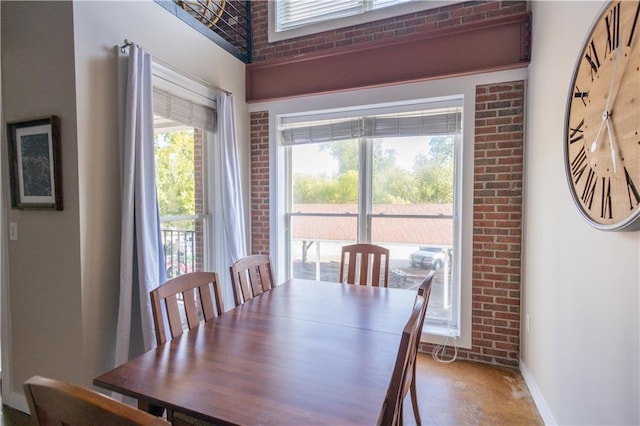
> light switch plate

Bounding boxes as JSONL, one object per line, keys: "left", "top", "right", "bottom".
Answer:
{"left": 9, "top": 222, "right": 17, "bottom": 241}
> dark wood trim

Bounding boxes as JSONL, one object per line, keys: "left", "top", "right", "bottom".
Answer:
{"left": 246, "top": 12, "right": 532, "bottom": 103}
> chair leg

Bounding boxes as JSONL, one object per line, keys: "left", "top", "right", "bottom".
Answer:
{"left": 410, "top": 364, "right": 422, "bottom": 425}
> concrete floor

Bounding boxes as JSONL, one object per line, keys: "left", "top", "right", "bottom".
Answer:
{"left": 2, "top": 353, "right": 542, "bottom": 425}
{"left": 409, "top": 353, "right": 543, "bottom": 425}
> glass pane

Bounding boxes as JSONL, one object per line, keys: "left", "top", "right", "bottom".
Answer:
{"left": 291, "top": 140, "right": 360, "bottom": 212}
{"left": 371, "top": 135, "right": 455, "bottom": 324}
{"left": 371, "top": 217, "right": 454, "bottom": 323}
{"left": 161, "top": 219, "right": 203, "bottom": 278}
{"left": 154, "top": 125, "right": 205, "bottom": 278}
{"left": 291, "top": 215, "right": 357, "bottom": 281}
{"left": 291, "top": 140, "right": 359, "bottom": 281}
{"left": 372, "top": 136, "right": 454, "bottom": 211}
{"left": 155, "top": 129, "right": 196, "bottom": 217}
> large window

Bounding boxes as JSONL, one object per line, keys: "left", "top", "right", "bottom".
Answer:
{"left": 152, "top": 65, "right": 216, "bottom": 281}
{"left": 279, "top": 98, "right": 463, "bottom": 334}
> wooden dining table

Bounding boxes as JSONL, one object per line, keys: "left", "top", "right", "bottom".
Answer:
{"left": 94, "top": 278, "right": 416, "bottom": 425}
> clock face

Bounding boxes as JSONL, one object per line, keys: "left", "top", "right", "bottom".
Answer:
{"left": 565, "top": 1, "right": 640, "bottom": 231}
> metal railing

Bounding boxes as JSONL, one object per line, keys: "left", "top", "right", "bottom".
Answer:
{"left": 157, "top": 0, "right": 251, "bottom": 63}
{"left": 162, "top": 229, "right": 196, "bottom": 278}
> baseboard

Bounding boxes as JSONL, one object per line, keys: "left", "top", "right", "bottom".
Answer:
{"left": 3, "top": 390, "right": 29, "bottom": 415}
{"left": 519, "top": 359, "right": 557, "bottom": 425}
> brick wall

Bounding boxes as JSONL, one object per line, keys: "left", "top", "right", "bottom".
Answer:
{"left": 250, "top": 111, "right": 270, "bottom": 255}
{"left": 247, "top": 2, "right": 526, "bottom": 368}
{"left": 251, "top": 0, "right": 527, "bottom": 63}
{"left": 422, "top": 81, "right": 524, "bottom": 367}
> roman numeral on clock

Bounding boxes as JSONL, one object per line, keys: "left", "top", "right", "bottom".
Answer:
{"left": 573, "top": 87, "right": 589, "bottom": 106}
{"left": 582, "top": 168, "right": 597, "bottom": 209}
{"left": 606, "top": 2, "right": 621, "bottom": 55}
{"left": 569, "top": 119, "right": 585, "bottom": 143}
{"left": 601, "top": 176, "right": 612, "bottom": 219}
{"left": 627, "top": 1, "right": 640, "bottom": 47}
{"left": 624, "top": 166, "right": 640, "bottom": 210}
{"left": 585, "top": 40, "right": 601, "bottom": 81}
{"left": 570, "top": 146, "right": 588, "bottom": 183}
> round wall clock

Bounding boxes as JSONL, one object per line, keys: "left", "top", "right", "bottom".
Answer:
{"left": 565, "top": 1, "right": 640, "bottom": 231}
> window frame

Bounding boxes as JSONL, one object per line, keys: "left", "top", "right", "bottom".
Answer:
{"left": 268, "top": 0, "right": 464, "bottom": 43}
{"left": 252, "top": 69, "right": 529, "bottom": 349}
{"left": 280, "top": 99, "right": 463, "bottom": 336}
{"left": 152, "top": 62, "right": 217, "bottom": 271}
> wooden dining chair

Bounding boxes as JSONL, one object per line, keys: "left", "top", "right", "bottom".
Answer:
{"left": 24, "top": 375, "right": 169, "bottom": 425}
{"left": 150, "top": 271, "right": 224, "bottom": 346}
{"left": 229, "top": 254, "right": 276, "bottom": 306}
{"left": 409, "top": 270, "right": 435, "bottom": 425}
{"left": 339, "top": 243, "right": 390, "bottom": 287}
{"left": 380, "top": 293, "right": 427, "bottom": 426}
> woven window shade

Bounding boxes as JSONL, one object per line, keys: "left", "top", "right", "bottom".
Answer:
{"left": 281, "top": 107, "right": 461, "bottom": 146}
{"left": 153, "top": 87, "right": 216, "bottom": 132}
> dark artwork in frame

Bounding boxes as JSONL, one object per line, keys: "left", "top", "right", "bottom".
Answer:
{"left": 7, "top": 116, "right": 63, "bottom": 210}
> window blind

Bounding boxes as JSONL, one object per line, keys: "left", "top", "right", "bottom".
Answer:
{"left": 280, "top": 107, "right": 462, "bottom": 146}
{"left": 276, "top": 0, "right": 414, "bottom": 31}
{"left": 153, "top": 87, "right": 216, "bottom": 132}
{"left": 277, "top": 0, "right": 362, "bottom": 31}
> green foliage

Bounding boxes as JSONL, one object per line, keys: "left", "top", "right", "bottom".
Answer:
{"left": 155, "top": 130, "right": 195, "bottom": 218}
{"left": 294, "top": 136, "right": 455, "bottom": 205}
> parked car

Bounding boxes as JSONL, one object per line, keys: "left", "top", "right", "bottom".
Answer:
{"left": 410, "top": 246, "right": 446, "bottom": 270}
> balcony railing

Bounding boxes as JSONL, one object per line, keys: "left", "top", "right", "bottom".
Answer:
{"left": 156, "top": 0, "right": 251, "bottom": 63}
{"left": 162, "top": 229, "right": 196, "bottom": 278}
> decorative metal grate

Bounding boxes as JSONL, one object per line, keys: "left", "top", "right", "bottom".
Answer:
{"left": 157, "top": 0, "right": 251, "bottom": 63}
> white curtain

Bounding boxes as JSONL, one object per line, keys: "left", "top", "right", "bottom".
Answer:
{"left": 115, "top": 44, "right": 166, "bottom": 366}
{"left": 215, "top": 94, "right": 247, "bottom": 264}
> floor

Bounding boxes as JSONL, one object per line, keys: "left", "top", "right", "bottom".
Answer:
{"left": 1, "top": 354, "right": 543, "bottom": 425}
{"left": 408, "top": 354, "right": 543, "bottom": 425}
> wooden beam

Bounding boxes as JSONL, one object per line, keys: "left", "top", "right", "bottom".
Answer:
{"left": 246, "top": 12, "right": 531, "bottom": 103}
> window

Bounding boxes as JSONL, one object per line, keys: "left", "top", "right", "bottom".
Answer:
{"left": 152, "top": 64, "right": 216, "bottom": 280}
{"left": 276, "top": 0, "right": 411, "bottom": 32}
{"left": 279, "top": 98, "right": 463, "bottom": 335}
{"left": 269, "top": 0, "right": 462, "bottom": 42}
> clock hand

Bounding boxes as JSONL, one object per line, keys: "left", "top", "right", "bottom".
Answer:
{"left": 607, "top": 31, "right": 639, "bottom": 111}
{"left": 590, "top": 111, "right": 607, "bottom": 153}
{"left": 604, "top": 46, "right": 622, "bottom": 113}
{"left": 591, "top": 46, "right": 622, "bottom": 153}
{"left": 605, "top": 118, "right": 618, "bottom": 174}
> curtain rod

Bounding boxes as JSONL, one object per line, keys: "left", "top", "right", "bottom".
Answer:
{"left": 118, "top": 39, "right": 232, "bottom": 96}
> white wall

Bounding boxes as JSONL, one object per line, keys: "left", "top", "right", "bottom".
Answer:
{"left": 72, "top": 0, "right": 248, "bottom": 386}
{"left": 522, "top": 2, "right": 640, "bottom": 424}
{"left": 1, "top": 0, "right": 248, "bottom": 412}
{"left": 1, "top": 2, "right": 84, "bottom": 409}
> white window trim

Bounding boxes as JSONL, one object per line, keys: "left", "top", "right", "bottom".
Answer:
{"left": 281, "top": 99, "right": 462, "bottom": 335}
{"left": 248, "top": 67, "right": 528, "bottom": 350}
{"left": 268, "top": 0, "right": 464, "bottom": 43}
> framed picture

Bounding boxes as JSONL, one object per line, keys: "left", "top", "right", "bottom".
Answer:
{"left": 7, "top": 116, "right": 63, "bottom": 210}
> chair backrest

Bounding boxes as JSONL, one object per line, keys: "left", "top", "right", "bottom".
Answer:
{"left": 229, "top": 254, "right": 276, "bottom": 306}
{"left": 339, "top": 243, "right": 390, "bottom": 287}
{"left": 417, "top": 270, "right": 435, "bottom": 298}
{"left": 380, "top": 294, "right": 427, "bottom": 426}
{"left": 150, "top": 272, "right": 224, "bottom": 346}
{"left": 24, "top": 375, "right": 169, "bottom": 426}
{"left": 414, "top": 270, "right": 435, "bottom": 351}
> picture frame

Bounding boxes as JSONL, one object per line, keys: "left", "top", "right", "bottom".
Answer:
{"left": 7, "top": 116, "right": 63, "bottom": 210}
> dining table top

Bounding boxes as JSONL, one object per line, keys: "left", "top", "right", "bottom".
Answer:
{"left": 94, "top": 278, "right": 416, "bottom": 425}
